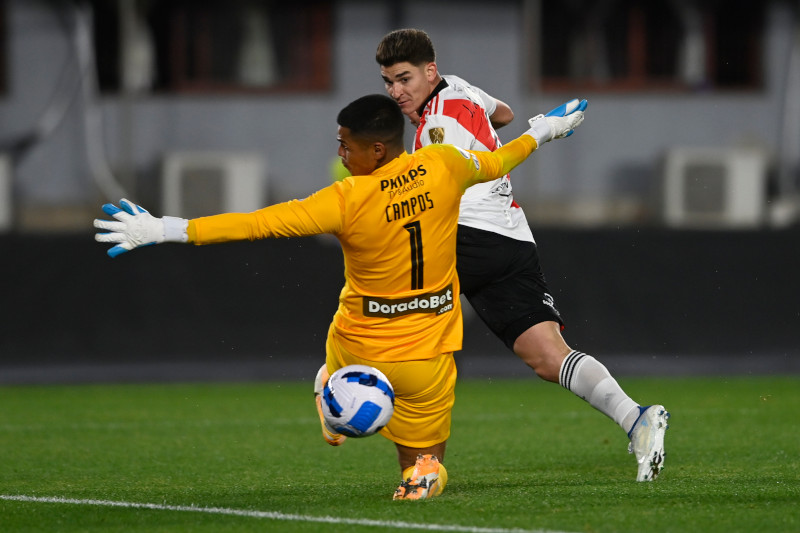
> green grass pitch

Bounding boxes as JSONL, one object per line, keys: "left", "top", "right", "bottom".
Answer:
{"left": 1, "top": 375, "right": 798, "bottom": 532}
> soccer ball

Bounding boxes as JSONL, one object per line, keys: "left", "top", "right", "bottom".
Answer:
{"left": 320, "top": 364, "right": 395, "bottom": 438}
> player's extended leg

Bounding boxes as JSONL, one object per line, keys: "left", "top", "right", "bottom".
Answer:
{"left": 514, "top": 321, "right": 642, "bottom": 430}
{"left": 313, "top": 364, "right": 347, "bottom": 446}
{"left": 378, "top": 355, "right": 456, "bottom": 500}
{"left": 324, "top": 331, "right": 457, "bottom": 498}
{"left": 513, "top": 321, "right": 669, "bottom": 481}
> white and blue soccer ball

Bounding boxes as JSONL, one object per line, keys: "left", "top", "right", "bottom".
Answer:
{"left": 320, "top": 364, "right": 395, "bottom": 438}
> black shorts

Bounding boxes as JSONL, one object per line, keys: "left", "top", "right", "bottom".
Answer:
{"left": 456, "top": 225, "right": 563, "bottom": 351}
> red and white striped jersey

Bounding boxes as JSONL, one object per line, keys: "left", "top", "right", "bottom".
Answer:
{"left": 414, "top": 75, "right": 534, "bottom": 243}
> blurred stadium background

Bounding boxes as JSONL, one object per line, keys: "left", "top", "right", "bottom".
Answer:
{"left": 0, "top": 0, "right": 798, "bottom": 383}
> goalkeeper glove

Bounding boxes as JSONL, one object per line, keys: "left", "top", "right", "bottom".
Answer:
{"left": 94, "top": 198, "right": 188, "bottom": 258}
{"left": 526, "top": 98, "right": 588, "bottom": 145}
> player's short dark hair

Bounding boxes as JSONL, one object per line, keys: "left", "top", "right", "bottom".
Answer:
{"left": 376, "top": 28, "right": 436, "bottom": 67}
{"left": 337, "top": 94, "right": 404, "bottom": 147}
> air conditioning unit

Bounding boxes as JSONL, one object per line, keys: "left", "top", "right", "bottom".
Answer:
{"left": 662, "top": 147, "right": 769, "bottom": 228}
{"left": 162, "top": 152, "right": 267, "bottom": 219}
{"left": 0, "top": 154, "right": 11, "bottom": 232}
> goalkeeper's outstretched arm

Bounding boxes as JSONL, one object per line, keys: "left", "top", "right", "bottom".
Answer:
{"left": 94, "top": 191, "right": 342, "bottom": 258}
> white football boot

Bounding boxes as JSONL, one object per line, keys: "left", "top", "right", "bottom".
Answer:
{"left": 628, "top": 405, "right": 670, "bottom": 481}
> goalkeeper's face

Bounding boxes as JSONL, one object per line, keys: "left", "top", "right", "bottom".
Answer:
{"left": 380, "top": 61, "right": 438, "bottom": 117}
{"left": 337, "top": 126, "right": 381, "bottom": 176}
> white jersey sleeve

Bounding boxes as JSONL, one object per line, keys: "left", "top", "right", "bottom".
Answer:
{"left": 446, "top": 74, "right": 497, "bottom": 117}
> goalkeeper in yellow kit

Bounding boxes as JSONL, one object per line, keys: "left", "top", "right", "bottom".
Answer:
{"left": 94, "top": 94, "right": 586, "bottom": 500}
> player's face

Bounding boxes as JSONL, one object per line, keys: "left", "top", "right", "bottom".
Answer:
{"left": 380, "top": 61, "right": 437, "bottom": 117}
{"left": 337, "top": 126, "right": 378, "bottom": 176}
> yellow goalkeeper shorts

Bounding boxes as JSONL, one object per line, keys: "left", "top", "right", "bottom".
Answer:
{"left": 325, "top": 332, "right": 456, "bottom": 449}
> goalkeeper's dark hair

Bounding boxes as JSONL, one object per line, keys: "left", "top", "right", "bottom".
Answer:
{"left": 337, "top": 94, "right": 405, "bottom": 148}
{"left": 376, "top": 28, "right": 435, "bottom": 67}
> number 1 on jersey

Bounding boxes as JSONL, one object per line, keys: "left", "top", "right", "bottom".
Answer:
{"left": 404, "top": 221, "right": 423, "bottom": 290}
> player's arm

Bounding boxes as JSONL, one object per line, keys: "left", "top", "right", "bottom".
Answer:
{"left": 458, "top": 98, "right": 588, "bottom": 188}
{"left": 456, "top": 136, "right": 536, "bottom": 189}
{"left": 489, "top": 98, "right": 514, "bottom": 129}
{"left": 94, "top": 184, "right": 346, "bottom": 257}
{"left": 189, "top": 185, "right": 344, "bottom": 244}
{"left": 467, "top": 82, "right": 513, "bottom": 129}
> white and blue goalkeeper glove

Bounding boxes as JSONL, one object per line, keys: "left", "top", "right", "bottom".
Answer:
{"left": 94, "top": 198, "right": 188, "bottom": 258}
{"left": 526, "top": 98, "right": 588, "bottom": 145}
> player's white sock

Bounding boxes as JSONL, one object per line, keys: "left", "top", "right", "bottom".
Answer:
{"left": 559, "top": 350, "right": 640, "bottom": 434}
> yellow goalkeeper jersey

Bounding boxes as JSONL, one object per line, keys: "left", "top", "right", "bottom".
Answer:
{"left": 188, "top": 135, "right": 537, "bottom": 362}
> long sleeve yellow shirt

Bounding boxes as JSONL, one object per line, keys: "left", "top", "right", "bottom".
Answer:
{"left": 187, "top": 135, "right": 537, "bottom": 362}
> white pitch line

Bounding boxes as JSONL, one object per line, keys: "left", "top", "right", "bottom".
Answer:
{"left": 0, "top": 494, "right": 572, "bottom": 533}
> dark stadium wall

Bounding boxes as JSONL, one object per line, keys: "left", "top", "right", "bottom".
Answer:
{"left": 1, "top": 229, "right": 798, "bottom": 369}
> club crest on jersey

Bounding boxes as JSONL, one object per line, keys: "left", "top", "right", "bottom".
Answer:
{"left": 428, "top": 127, "right": 445, "bottom": 144}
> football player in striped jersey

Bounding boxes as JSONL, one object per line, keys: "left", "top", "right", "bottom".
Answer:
{"left": 376, "top": 28, "right": 668, "bottom": 483}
